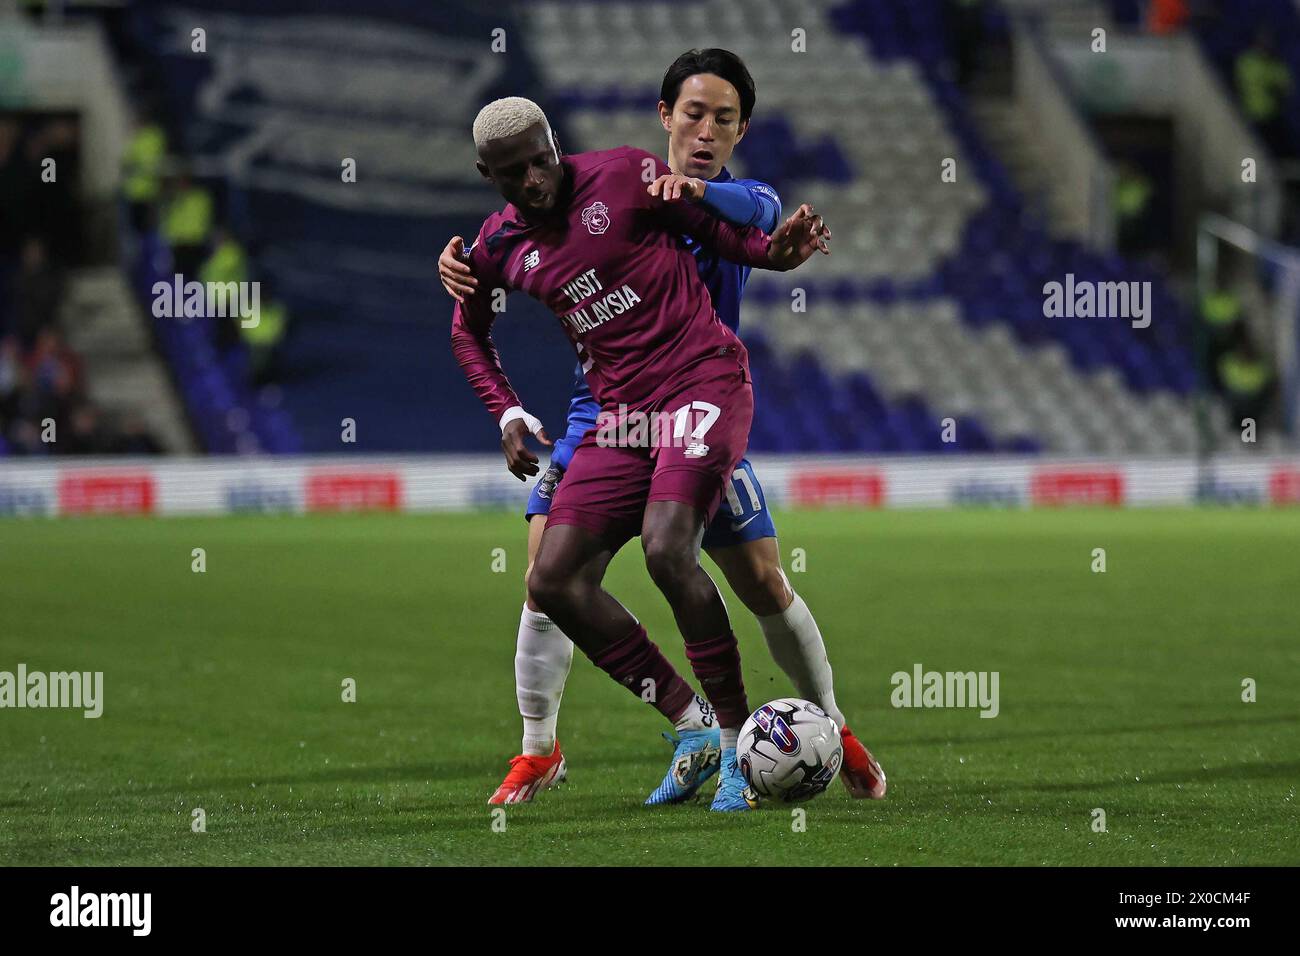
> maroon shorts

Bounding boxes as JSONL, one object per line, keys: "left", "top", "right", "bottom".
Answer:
{"left": 547, "top": 362, "right": 754, "bottom": 544}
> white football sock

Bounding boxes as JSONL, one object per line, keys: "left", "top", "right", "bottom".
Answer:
{"left": 515, "top": 604, "right": 574, "bottom": 756}
{"left": 756, "top": 591, "right": 848, "bottom": 729}
{"left": 672, "top": 693, "right": 715, "bottom": 733}
{"left": 721, "top": 728, "right": 739, "bottom": 751}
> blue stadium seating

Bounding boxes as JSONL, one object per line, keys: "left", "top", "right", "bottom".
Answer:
{"left": 121, "top": 0, "right": 1198, "bottom": 455}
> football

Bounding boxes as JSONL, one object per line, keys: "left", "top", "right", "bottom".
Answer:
{"left": 736, "top": 698, "right": 844, "bottom": 802}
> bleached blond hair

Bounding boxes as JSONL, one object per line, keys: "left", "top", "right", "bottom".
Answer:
{"left": 473, "top": 97, "right": 551, "bottom": 153}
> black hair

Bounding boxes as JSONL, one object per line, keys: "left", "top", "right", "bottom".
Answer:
{"left": 660, "top": 48, "right": 756, "bottom": 121}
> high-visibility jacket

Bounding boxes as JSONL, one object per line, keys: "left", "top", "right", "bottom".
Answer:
{"left": 1114, "top": 174, "right": 1152, "bottom": 219}
{"left": 1218, "top": 352, "right": 1270, "bottom": 396}
{"left": 1200, "top": 290, "right": 1241, "bottom": 329}
{"left": 1236, "top": 50, "right": 1291, "bottom": 123}
{"left": 161, "top": 186, "right": 213, "bottom": 247}
{"left": 199, "top": 239, "right": 248, "bottom": 287}
{"left": 242, "top": 300, "right": 287, "bottom": 347}
{"left": 123, "top": 124, "right": 167, "bottom": 203}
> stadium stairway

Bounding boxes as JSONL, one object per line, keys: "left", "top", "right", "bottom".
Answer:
{"left": 965, "top": 98, "right": 1091, "bottom": 241}
{"left": 59, "top": 266, "right": 195, "bottom": 453}
{"left": 1169, "top": 0, "right": 1300, "bottom": 156}
{"left": 1001, "top": 0, "right": 1113, "bottom": 40}
{"left": 123, "top": 0, "right": 580, "bottom": 454}
{"left": 1101, "top": 0, "right": 1300, "bottom": 157}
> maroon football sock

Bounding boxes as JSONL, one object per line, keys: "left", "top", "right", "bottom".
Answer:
{"left": 684, "top": 632, "right": 750, "bottom": 729}
{"left": 589, "top": 624, "right": 696, "bottom": 723}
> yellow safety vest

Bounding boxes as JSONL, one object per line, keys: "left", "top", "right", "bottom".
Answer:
{"left": 123, "top": 125, "right": 166, "bottom": 203}
{"left": 1236, "top": 51, "right": 1291, "bottom": 122}
{"left": 1200, "top": 290, "right": 1241, "bottom": 328}
{"left": 200, "top": 240, "right": 248, "bottom": 287}
{"left": 161, "top": 188, "right": 213, "bottom": 246}
{"left": 1114, "top": 176, "right": 1152, "bottom": 219}
{"left": 242, "top": 300, "right": 287, "bottom": 347}
{"left": 1218, "top": 353, "right": 1269, "bottom": 395}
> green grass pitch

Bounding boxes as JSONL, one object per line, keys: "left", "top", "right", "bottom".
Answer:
{"left": 1, "top": 508, "right": 1297, "bottom": 866}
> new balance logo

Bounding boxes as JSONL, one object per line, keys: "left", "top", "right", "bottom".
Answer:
{"left": 523, "top": 249, "right": 540, "bottom": 272}
{"left": 684, "top": 442, "right": 710, "bottom": 458}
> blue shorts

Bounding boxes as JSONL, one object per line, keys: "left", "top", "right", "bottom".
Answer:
{"left": 526, "top": 431, "right": 777, "bottom": 549}
{"left": 701, "top": 458, "right": 777, "bottom": 549}
{"left": 525, "top": 415, "right": 593, "bottom": 518}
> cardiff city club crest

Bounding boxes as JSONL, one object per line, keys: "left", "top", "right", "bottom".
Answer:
{"left": 581, "top": 201, "right": 611, "bottom": 235}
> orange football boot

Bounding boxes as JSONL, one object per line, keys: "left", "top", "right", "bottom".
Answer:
{"left": 487, "top": 741, "right": 567, "bottom": 805}
{"left": 840, "top": 726, "right": 886, "bottom": 799}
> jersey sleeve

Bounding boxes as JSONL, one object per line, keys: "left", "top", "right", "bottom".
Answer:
{"left": 449, "top": 231, "right": 523, "bottom": 424}
{"left": 632, "top": 150, "right": 774, "bottom": 269}
{"left": 698, "top": 179, "right": 782, "bottom": 234}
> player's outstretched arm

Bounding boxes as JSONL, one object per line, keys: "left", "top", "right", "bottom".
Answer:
{"left": 648, "top": 174, "right": 782, "bottom": 234}
{"left": 766, "top": 203, "right": 832, "bottom": 272}
{"left": 648, "top": 173, "right": 707, "bottom": 203}
{"left": 646, "top": 174, "right": 825, "bottom": 272}
{"left": 438, "top": 236, "right": 478, "bottom": 303}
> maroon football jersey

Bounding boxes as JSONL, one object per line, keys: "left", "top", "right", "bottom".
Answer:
{"left": 451, "top": 146, "right": 773, "bottom": 420}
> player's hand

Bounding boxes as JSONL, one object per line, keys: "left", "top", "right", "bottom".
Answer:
{"left": 766, "top": 203, "right": 832, "bottom": 271}
{"left": 647, "top": 173, "right": 706, "bottom": 203}
{"left": 438, "top": 236, "right": 478, "bottom": 303}
{"left": 500, "top": 410, "right": 553, "bottom": 481}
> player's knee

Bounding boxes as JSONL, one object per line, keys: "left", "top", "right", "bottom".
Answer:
{"left": 737, "top": 559, "right": 791, "bottom": 617}
{"left": 527, "top": 560, "right": 570, "bottom": 617}
{"left": 642, "top": 537, "right": 692, "bottom": 594}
